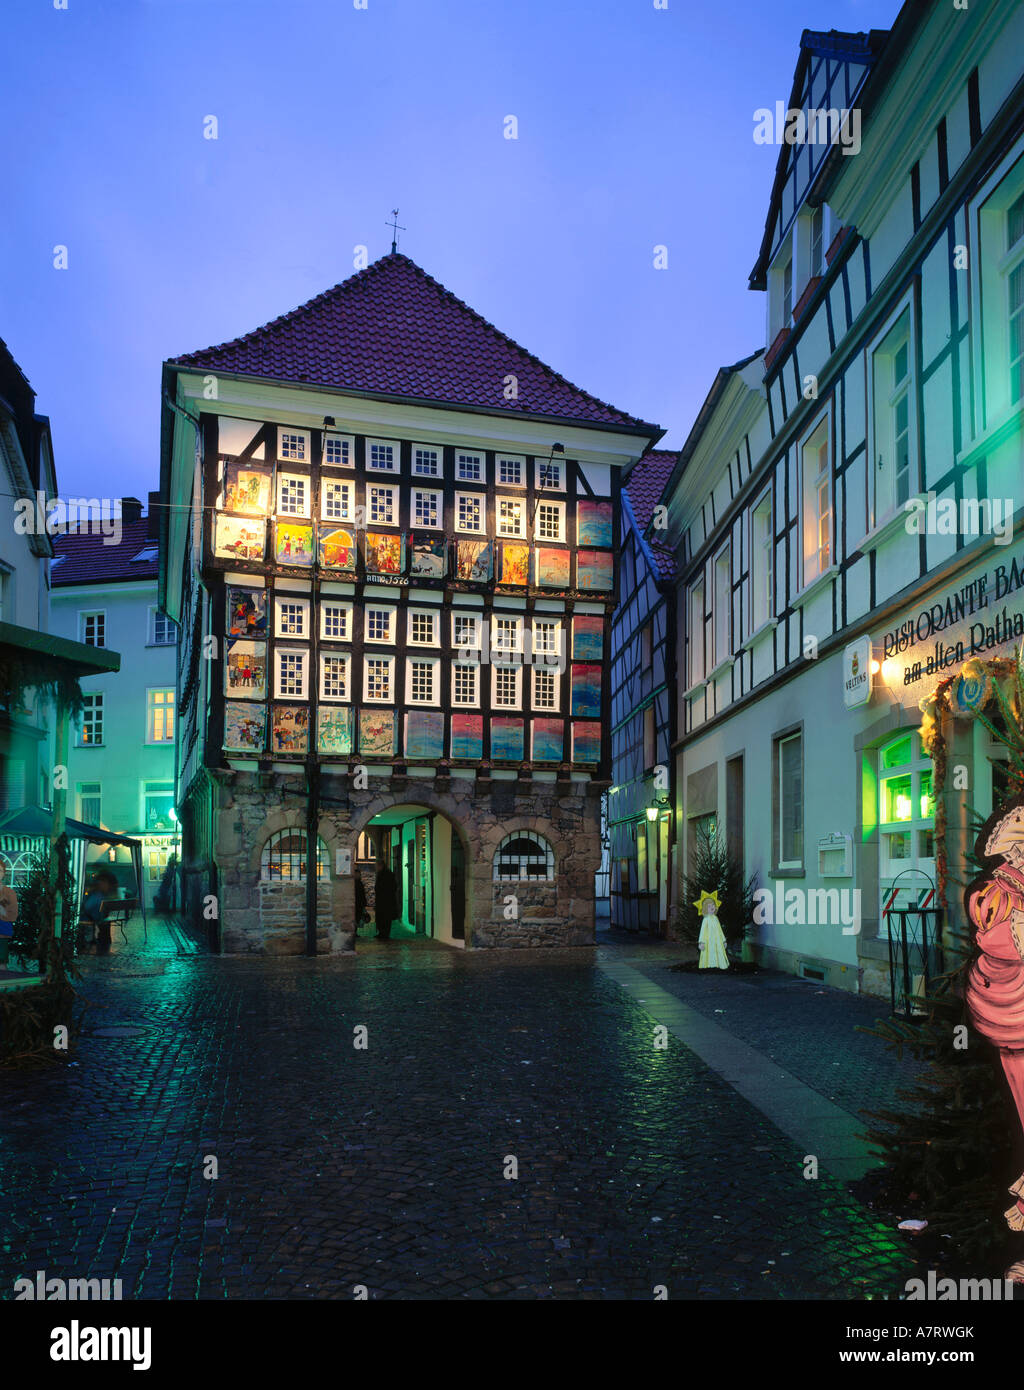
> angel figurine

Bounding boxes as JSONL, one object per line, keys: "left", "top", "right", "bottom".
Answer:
{"left": 964, "top": 798, "right": 1024, "bottom": 1234}
{"left": 695, "top": 889, "right": 729, "bottom": 970}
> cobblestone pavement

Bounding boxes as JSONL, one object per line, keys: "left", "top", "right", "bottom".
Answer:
{"left": 598, "top": 930, "right": 927, "bottom": 1118}
{"left": 0, "top": 932, "right": 916, "bottom": 1300}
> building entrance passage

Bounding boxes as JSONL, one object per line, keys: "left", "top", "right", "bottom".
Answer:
{"left": 362, "top": 804, "right": 464, "bottom": 946}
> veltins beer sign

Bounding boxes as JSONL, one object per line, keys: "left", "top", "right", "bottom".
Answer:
{"left": 843, "top": 635, "right": 872, "bottom": 708}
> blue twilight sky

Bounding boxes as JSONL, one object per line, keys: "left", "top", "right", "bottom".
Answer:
{"left": 2, "top": 0, "right": 899, "bottom": 499}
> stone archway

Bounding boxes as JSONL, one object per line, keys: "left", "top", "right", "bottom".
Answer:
{"left": 346, "top": 794, "right": 476, "bottom": 947}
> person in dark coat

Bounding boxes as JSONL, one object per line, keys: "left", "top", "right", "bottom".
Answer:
{"left": 354, "top": 872, "right": 367, "bottom": 936}
{"left": 374, "top": 862, "right": 398, "bottom": 941}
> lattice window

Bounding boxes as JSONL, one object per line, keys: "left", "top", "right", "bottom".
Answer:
{"left": 493, "top": 831, "right": 554, "bottom": 881}
{"left": 260, "top": 829, "right": 330, "bottom": 882}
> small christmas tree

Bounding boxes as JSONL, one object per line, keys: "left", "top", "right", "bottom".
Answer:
{"left": 679, "top": 818, "right": 756, "bottom": 952}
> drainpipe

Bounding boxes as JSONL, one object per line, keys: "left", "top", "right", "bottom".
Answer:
{"left": 305, "top": 756, "right": 319, "bottom": 956}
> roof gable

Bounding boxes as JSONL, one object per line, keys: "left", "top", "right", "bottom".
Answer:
{"left": 623, "top": 448, "right": 678, "bottom": 579}
{"left": 171, "top": 253, "right": 657, "bottom": 434}
{"left": 749, "top": 28, "right": 887, "bottom": 289}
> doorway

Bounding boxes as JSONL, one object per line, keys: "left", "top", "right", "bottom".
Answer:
{"left": 361, "top": 804, "right": 465, "bottom": 946}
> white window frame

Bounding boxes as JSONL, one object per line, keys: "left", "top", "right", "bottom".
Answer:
{"left": 277, "top": 472, "right": 311, "bottom": 519}
{"left": 143, "top": 782, "right": 176, "bottom": 834}
{"left": 712, "top": 544, "right": 731, "bottom": 665}
{"left": 531, "top": 665, "right": 560, "bottom": 712}
{"left": 536, "top": 457, "right": 564, "bottom": 491}
{"left": 407, "top": 608, "right": 440, "bottom": 647}
{"left": 364, "top": 606, "right": 397, "bottom": 644}
{"left": 497, "top": 455, "right": 525, "bottom": 487}
{"left": 455, "top": 492, "right": 484, "bottom": 533}
{"left": 867, "top": 300, "right": 916, "bottom": 533}
{"left": 150, "top": 607, "right": 176, "bottom": 646}
{"left": 319, "top": 652, "right": 352, "bottom": 703}
{"left": 323, "top": 432, "right": 354, "bottom": 469}
{"left": 320, "top": 602, "right": 352, "bottom": 643}
{"left": 534, "top": 500, "right": 565, "bottom": 543}
{"left": 412, "top": 445, "right": 441, "bottom": 478}
{"left": 145, "top": 687, "right": 176, "bottom": 744}
{"left": 776, "top": 730, "right": 803, "bottom": 871}
{"left": 273, "top": 595, "right": 310, "bottom": 639}
{"left": 973, "top": 149, "right": 1024, "bottom": 432}
{"left": 406, "top": 655, "right": 441, "bottom": 707}
{"left": 496, "top": 496, "right": 526, "bottom": 538}
{"left": 411, "top": 488, "right": 442, "bottom": 529}
{"left": 800, "top": 414, "right": 832, "bottom": 588}
{"left": 321, "top": 478, "right": 354, "bottom": 522}
{"left": 749, "top": 489, "right": 773, "bottom": 634}
{"left": 80, "top": 611, "right": 106, "bottom": 648}
{"left": 367, "top": 483, "right": 399, "bottom": 527}
{"left": 277, "top": 428, "right": 309, "bottom": 463}
{"left": 78, "top": 692, "right": 104, "bottom": 747}
{"left": 688, "top": 580, "right": 705, "bottom": 686}
{"left": 492, "top": 663, "right": 523, "bottom": 710}
{"left": 491, "top": 614, "right": 524, "bottom": 655}
{"left": 530, "top": 617, "right": 561, "bottom": 659}
{"left": 455, "top": 451, "right": 484, "bottom": 482}
{"left": 363, "top": 654, "right": 395, "bottom": 703}
{"left": 451, "top": 661, "right": 480, "bottom": 708}
{"left": 366, "top": 438, "right": 400, "bottom": 473}
{"left": 274, "top": 646, "right": 309, "bottom": 700}
{"left": 77, "top": 781, "right": 101, "bottom": 824}
{"left": 452, "top": 612, "right": 483, "bottom": 652}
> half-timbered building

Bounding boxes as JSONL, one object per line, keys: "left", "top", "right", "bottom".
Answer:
{"left": 608, "top": 448, "right": 677, "bottom": 933}
{"left": 665, "top": 1, "right": 1024, "bottom": 995}
{"left": 159, "top": 253, "right": 661, "bottom": 953}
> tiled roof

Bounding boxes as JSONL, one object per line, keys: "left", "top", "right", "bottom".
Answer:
{"left": 51, "top": 518, "right": 159, "bottom": 585}
{"left": 171, "top": 253, "right": 659, "bottom": 433}
{"left": 623, "top": 448, "right": 678, "bottom": 579}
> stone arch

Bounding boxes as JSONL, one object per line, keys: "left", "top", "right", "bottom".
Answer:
{"left": 346, "top": 792, "right": 477, "bottom": 945}
{"left": 246, "top": 808, "right": 337, "bottom": 881}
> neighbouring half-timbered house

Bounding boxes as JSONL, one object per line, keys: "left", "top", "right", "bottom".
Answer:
{"left": 159, "top": 252, "right": 661, "bottom": 953}
{"left": 665, "top": 2, "right": 1024, "bottom": 997}
{"left": 608, "top": 449, "right": 677, "bottom": 933}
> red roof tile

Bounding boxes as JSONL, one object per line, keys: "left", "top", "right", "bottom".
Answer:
{"left": 171, "top": 253, "right": 658, "bottom": 433}
{"left": 623, "top": 448, "right": 677, "bottom": 579}
{"left": 51, "top": 518, "right": 160, "bottom": 585}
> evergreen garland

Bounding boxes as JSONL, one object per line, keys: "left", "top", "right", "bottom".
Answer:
{"left": 862, "top": 647, "right": 1024, "bottom": 1267}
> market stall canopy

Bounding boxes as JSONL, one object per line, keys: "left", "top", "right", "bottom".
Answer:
{"left": 0, "top": 619, "right": 121, "bottom": 680}
{"left": 0, "top": 805, "right": 141, "bottom": 846}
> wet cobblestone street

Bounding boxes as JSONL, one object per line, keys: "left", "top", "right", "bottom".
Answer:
{"left": 0, "top": 935, "right": 916, "bottom": 1300}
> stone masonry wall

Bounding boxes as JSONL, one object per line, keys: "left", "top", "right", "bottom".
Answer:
{"left": 210, "top": 769, "right": 603, "bottom": 954}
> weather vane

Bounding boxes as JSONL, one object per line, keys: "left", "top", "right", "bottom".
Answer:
{"left": 386, "top": 208, "right": 406, "bottom": 254}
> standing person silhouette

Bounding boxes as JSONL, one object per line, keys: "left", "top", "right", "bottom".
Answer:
{"left": 374, "top": 859, "right": 397, "bottom": 942}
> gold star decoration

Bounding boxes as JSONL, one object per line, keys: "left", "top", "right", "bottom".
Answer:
{"left": 694, "top": 889, "right": 722, "bottom": 914}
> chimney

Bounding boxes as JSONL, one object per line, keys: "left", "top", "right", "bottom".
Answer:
{"left": 147, "top": 490, "right": 161, "bottom": 539}
{"left": 121, "top": 496, "right": 143, "bottom": 525}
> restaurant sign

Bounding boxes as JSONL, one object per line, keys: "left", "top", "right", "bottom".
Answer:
{"left": 878, "top": 549, "right": 1024, "bottom": 692}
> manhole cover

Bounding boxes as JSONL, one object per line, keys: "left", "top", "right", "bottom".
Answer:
{"left": 91, "top": 1026, "right": 149, "bottom": 1038}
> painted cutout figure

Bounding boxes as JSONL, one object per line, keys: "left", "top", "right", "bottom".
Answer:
{"left": 695, "top": 889, "right": 729, "bottom": 970}
{"left": 964, "top": 797, "right": 1024, "bottom": 1231}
